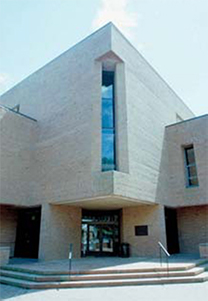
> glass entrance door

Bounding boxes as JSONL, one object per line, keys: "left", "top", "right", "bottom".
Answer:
{"left": 81, "top": 210, "right": 120, "bottom": 256}
{"left": 101, "top": 225, "right": 114, "bottom": 253}
{"left": 83, "top": 224, "right": 118, "bottom": 256}
{"left": 88, "top": 224, "right": 101, "bottom": 253}
{"left": 87, "top": 224, "right": 115, "bottom": 254}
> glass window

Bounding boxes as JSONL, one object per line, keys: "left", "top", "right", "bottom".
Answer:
{"left": 101, "top": 71, "right": 116, "bottom": 171}
{"left": 102, "top": 129, "right": 115, "bottom": 171}
{"left": 184, "top": 145, "right": 199, "bottom": 187}
{"left": 102, "top": 85, "right": 113, "bottom": 99}
{"left": 102, "top": 94, "right": 114, "bottom": 128}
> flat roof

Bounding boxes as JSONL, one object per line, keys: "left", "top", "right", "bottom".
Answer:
{"left": 166, "top": 113, "right": 208, "bottom": 128}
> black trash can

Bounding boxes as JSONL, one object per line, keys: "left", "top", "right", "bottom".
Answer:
{"left": 120, "top": 243, "right": 130, "bottom": 258}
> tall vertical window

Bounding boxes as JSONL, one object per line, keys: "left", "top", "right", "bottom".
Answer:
{"left": 184, "top": 145, "right": 199, "bottom": 187}
{"left": 102, "top": 71, "right": 116, "bottom": 171}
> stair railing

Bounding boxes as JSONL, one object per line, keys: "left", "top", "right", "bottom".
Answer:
{"left": 69, "top": 243, "right": 73, "bottom": 272}
{"left": 158, "top": 241, "right": 170, "bottom": 277}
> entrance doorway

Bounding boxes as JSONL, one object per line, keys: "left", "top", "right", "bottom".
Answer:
{"left": 81, "top": 210, "right": 120, "bottom": 256}
{"left": 165, "top": 207, "right": 180, "bottom": 254}
{"left": 15, "top": 207, "right": 41, "bottom": 258}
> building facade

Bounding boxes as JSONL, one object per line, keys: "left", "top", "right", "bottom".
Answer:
{"left": 0, "top": 23, "right": 207, "bottom": 261}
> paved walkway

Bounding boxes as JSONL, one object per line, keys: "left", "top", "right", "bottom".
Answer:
{"left": 1, "top": 255, "right": 207, "bottom": 300}
{"left": 1, "top": 282, "right": 208, "bottom": 301}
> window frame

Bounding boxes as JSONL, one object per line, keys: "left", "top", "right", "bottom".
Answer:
{"left": 101, "top": 70, "right": 116, "bottom": 172}
{"left": 183, "top": 144, "right": 199, "bottom": 188}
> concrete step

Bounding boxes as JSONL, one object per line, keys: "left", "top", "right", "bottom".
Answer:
{"left": 70, "top": 267, "right": 204, "bottom": 281}
{"left": 0, "top": 263, "right": 197, "bottom": 276}
{"left": 1, "top": 272, "right": 208, "bottom": 289}
{"left": 1, "top": 259, "right": 207, "bottom": 289}
{"left": 0, "top": 267, "right": 204, "bottom": 283}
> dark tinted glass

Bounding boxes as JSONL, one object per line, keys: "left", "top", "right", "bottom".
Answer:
{"left": 189, "top": 177, "right": 199, "bottom": 186}
{"left": 102, "top": 71, "right": 114, "bottom": 87}
{"left": 185, "top": 147, "right": 195, "bottom": 165}
{"left": 135, "top": 225, "right": 148, "bottom": 236}
{"left": 187, "top": 166, "right": 197, "bottom": 178}
{"left": 184, "top": 145, "right": 198, "bottom": 187}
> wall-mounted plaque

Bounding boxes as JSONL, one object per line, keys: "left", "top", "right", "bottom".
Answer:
{"left": 135, "top": 225, "right": 148, "bottom": 236}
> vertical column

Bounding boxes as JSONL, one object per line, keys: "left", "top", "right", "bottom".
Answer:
{"left": 122, "top": 204, "right": 167, "bottom": 257}
{"left": 115, "top": 63, "right": 129, "bottom": 173}
{"left": 39, "top": 204, "right": 81, "bottom": 261}
{"left": 91, "top": 61, "right": 102, "bottom": 173}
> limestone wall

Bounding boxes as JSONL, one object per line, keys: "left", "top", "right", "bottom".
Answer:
{"left": 0, "top": 108, "right": 37, "bottom": 206}
{"left": 0, "top": 205, "right": 18, "bottom": 257}
{"left": 38, "top": 204, "right": 82, "bottom": 260}
{"left": 0, "top": 24, "right": 195, "bottom": 207}
{"left": 165, "top": 115, "right": 208, "bottom": 207}
{"left": 177, "top": 205, "right": 208, "bottom": 254}
{"left": 122, "top": 205, "right": 166, "bottom": 257}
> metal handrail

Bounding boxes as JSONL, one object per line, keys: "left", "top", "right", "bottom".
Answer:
{"left": 158, "top": 241, "right": 170, "bottom": 276}
{"left": 69, "top": 243, "right": 73, "bottom": 272}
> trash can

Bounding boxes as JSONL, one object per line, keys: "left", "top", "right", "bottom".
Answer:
{"left": 120, "top": 243, "right": 130, "bottom": 258}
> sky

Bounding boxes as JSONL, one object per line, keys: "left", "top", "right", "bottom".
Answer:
{"left": 0, "top": 0, "right": 207, "bottom": 116}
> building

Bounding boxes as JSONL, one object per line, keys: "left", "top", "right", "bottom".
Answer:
{"left": 0, "top": 23, "right": 207, "bottom": 261}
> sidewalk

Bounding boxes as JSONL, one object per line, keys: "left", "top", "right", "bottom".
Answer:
{"left": 1, "top": 282, "right": 208, "bottom": 301}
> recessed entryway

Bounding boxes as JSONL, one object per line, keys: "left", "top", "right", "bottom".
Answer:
{"left": 14, "top": 207, "right": 41, "bottom": 258}
{"left": 81, "top": 210, "right": 120, "bottom": 257}
{"left": 165, "top": 207, "right": 180, "bottom": 254}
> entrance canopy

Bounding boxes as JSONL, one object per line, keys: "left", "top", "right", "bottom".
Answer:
{"left": 52, "top": 195, "right": 152, "bottom": 210}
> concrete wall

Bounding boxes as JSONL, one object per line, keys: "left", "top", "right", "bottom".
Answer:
{"left": 0, "top": 108, "right": 37, "bottom": 205}
{"left": 0, "top": 205, "right": 18, "bottom": 257}
{"left": 39, "top": 204, "right": 82, "bottom": 260}
{"left": 165, "top": 115, "right": 208, "bottom": 207}
{"left": 177, "top": 205, "right": 208, "bottom": 254}
{"left": 122, "top": 205, "right": 167, "bottom": 257}
{"left": 111, "top": 25, "right": 194, "bottom": 204}
{"left": 0, "top": 24, "right": 114, "bottom": 206}
{"left": 0, "top": 23, "right": 205, "bottom": 260}
{"left": 0, "top": 23, "right": 195, "bottom": 208}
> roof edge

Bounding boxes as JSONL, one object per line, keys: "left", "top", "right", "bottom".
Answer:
{"left": 166, "top": 113, "right": 208, "bottom": 128}
{"left": 0, "top": 22, "right": 114, "bottom": 97}
{"left": 110, "top": 23, "right": 195, "bottom": 116}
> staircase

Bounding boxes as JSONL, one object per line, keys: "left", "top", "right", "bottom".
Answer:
{"left": 1, "top": 261, "right": 208, "bottom": 289}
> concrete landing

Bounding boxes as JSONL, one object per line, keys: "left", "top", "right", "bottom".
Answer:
{"left": 6, "top": 254, "right": 206, "bottom": 274}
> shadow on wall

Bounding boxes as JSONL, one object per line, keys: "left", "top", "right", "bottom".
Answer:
{"left": 155, "top": 130, "right": 171, "bottom": 252}
{"left": 155, "top": 130, "right": 170, "bottom": 208}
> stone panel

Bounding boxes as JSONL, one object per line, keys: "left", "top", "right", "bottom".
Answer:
{"left": 0, "top": 205, "right": 18, "bottom": 256}
{"left": 166, "top": 115, "right": 208, "bottom": 207}
{"left": 122, "top": 205, "right": 167, "bottom": 257}
{"left": 177, "top": 205, "right": 208, "bottom": 254}
{"left": 0, "top": 23, "right": 195, "bottom": 207}
{"left": 39, "top": 204, "right": 81, "bottom": 261}
{"left": 0, "top": 108, "right": 37, "bottom": 205}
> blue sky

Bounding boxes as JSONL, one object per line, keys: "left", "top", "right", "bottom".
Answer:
{"left": 0, "top": 0, "right": 207, "bottom": 115}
